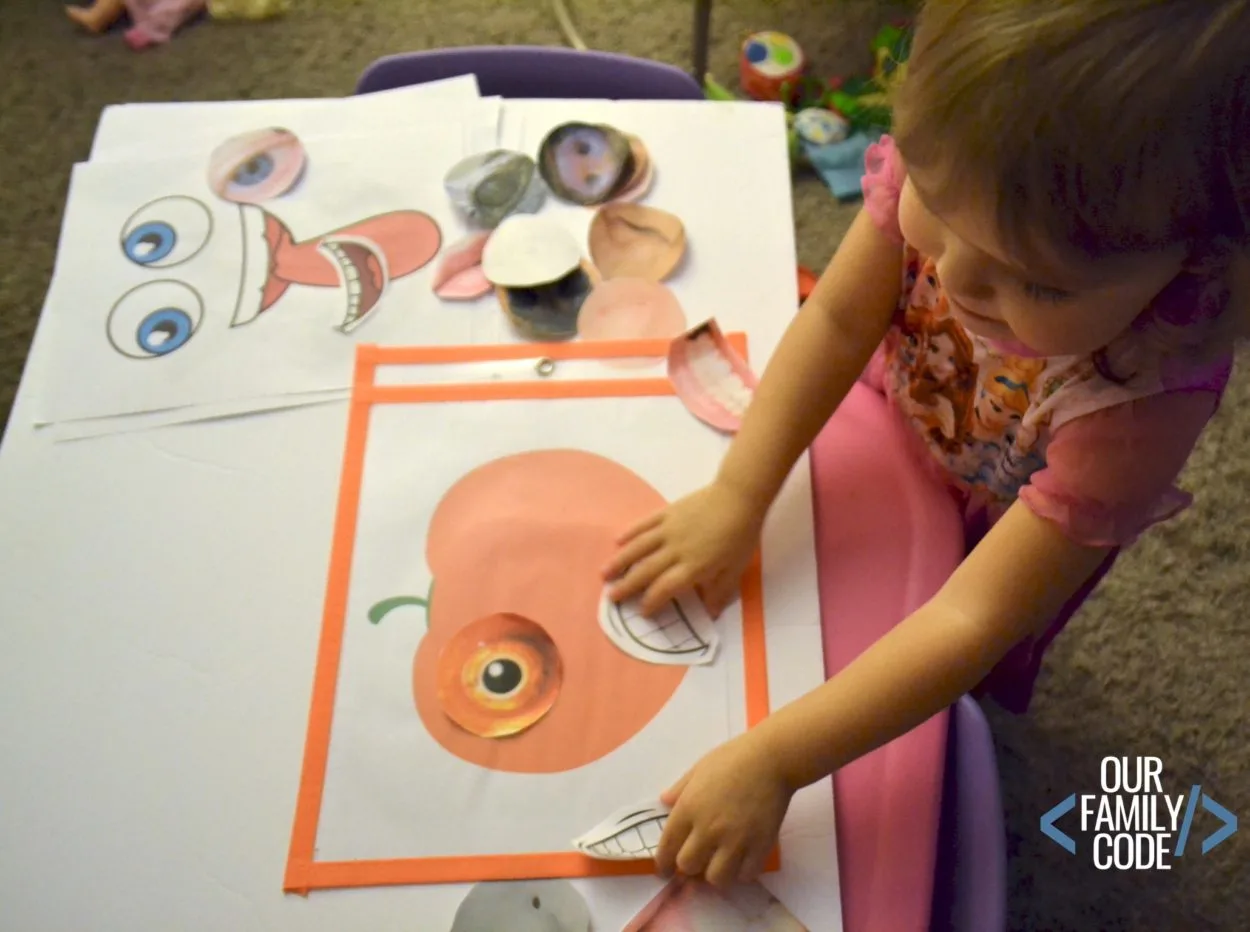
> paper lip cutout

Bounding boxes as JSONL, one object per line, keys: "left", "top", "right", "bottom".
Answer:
{"left": 482, "top": 213, "right": 582, "bottom": 288}
{"left": 573, "top": 799, "right": 672, "bottom": 860}
{"left": 444, "top": 149, "right": 548, "bottom": 229}
{"left": 452, "top": 879, "right": 591, "bottom": 932}
{"left": 599, "top": 587, "right": 720, "bottom": 666}
{"left": 433, "top": 231, "right": 493, "bottom": 300}
{"left": 207, "top": 127, "right": 307, "bottom": 204}
{"left": 588, "top": 203, "right": 686, "bottom": 282}
{"left": 577, "top": 278, "right": 688, "bottom": 358}
{"left": 668, "top": 319, "right": 759, "bottom": 433}
{"left": 436, "top": 612, "right": 564, "bottom": 739}
{"left": 317, "top": 233, "right": 391, "bottom": 334}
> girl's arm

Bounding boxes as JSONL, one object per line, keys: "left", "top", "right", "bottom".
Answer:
{"left": 714, "top": 208, "right": 903, "bottom": 508}
{"left": 752, "top": 500, "right": 1112, "bottom": 789}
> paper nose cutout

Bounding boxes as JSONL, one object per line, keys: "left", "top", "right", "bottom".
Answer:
{"left": 436, "top": 612, "right": 563, "bottom": 738}
{"left": 588, "top": 203, "right": 686, "bottom": 282}
{"left": 445, "top": 149, "right": 548, "bottom": 229}
{"left": 668, "top": 319, "right": 758, "bottom": 433}
{"left": 599, "top": 587, "right": 719, "bottom": 666}
{"left": 573, "top": 799, "right": 672, "bottom": 860}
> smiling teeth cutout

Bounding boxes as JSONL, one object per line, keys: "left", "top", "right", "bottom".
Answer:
{"left": 322, "top": 241, "right": 367, "bottom": 332}
{"left": 572, "top": 801, "right": 671, "bottom": 860}
{"left": 599, "top": 587, "right": 719, "bottom": 666}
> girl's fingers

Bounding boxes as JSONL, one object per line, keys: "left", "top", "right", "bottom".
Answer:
{"left": 704, "top": 846, "right": 745, "bottom": 891}
{"left": 614, "top": 510, "right": 663, "bottom": 547}
{"left": 602, "top": 528, "right": 664, "bottom": 582}
{"left": 639, "top": 564, "right": 694, "bottom": 618}
{"left": 654, "top": 809, "right": 691, "bottom": 878}
{"left": 673, "top": 830, "right": 715, "bottom": 880}
{"left": 660, "top": 769, "right": 692, "bottom": 807}
{"left": 737, "top": 843, "right": 771, "bottom": 884}
{"left": 610, "top": 549, "right": 678, "bottom": 604}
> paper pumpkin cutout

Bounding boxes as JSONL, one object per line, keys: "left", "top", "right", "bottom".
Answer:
{"left": 599, "top": 589, "right": 719, "bottom": 666}
{"left": 667, "top": 319, "right": 759, "bottom": 432}
{"left": 573, "top": 800, "right": 671, "bottom": 860}
{"left": 207, "top": 127, "right": 307, "bottom": 204}
{"left": 445, "top": 149, "right": 548, "bottom": 229}
{"left": 452, "top": 879, "right": 591, "bottom": 932}
{"left": 433, "top": 231, "right": 493, "bottom": 300}
{"left": 588, "top": 203, "right": 686, "bottom": 282}
{"left": 538, "top": 122, "right": 654, "bottom": 206}
{"left": 436, "top": 613, "right": 563, "bottom": 738}
{"left": 411, "top": 450, "right": 689, "bottom": 774}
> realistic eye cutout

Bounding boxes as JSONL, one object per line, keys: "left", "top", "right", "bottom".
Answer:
{"left": 119, "top": 196, "right": 213, "bottom": 269}
{"left": 436, "top": 613, "right": 563, "bottom": 738}
{"left": 207, "top": 127, "right": 307, "bottom": 204}
{"left": 107, "top": 280, "right": 204, "bottom": 359}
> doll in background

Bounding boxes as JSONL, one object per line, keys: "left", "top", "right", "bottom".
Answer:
{"left": 66, "top": 0, "right": 206, "bottom": 48}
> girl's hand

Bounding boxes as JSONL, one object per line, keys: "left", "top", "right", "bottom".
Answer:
{"left": 603, "top": 479, "right": 766, "bottom": 618}
{"left": 654, "top": 732, "right": 793, "bottom": 889}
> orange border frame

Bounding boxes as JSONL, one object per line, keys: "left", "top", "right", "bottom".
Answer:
{"left": 284, "top": 336, "right": 774, "bottom": 894}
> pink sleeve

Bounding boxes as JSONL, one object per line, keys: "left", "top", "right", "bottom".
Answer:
{"left": 861, "top": 135, "right": 905, "bottom": 244}
{"left": 1019, "top": 391, "right": 1218, "bottom": 547}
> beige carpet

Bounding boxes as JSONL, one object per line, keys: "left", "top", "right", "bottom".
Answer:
{"left": 1, "top": 1, "right": 1245, "bottom": 928}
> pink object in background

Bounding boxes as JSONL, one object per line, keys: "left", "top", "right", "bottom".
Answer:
{"left": 124, "top": 0, "right": 206, "bottom": 49}
{"left": 809, "top": 381, "right": 965, "bottom": 932}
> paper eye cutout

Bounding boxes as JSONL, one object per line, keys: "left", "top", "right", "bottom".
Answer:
{"left": 207, "top": 127, "right": 307, "bottom": 204}
{"left": 573, "top": 800, "right": 671, "bottom": 860}
{"left": 107, "top": 280, "right": 204, "bottom": 359}
{"left": 120, "top": 196, "right": 212, "bottom": 269}
{"left": 437, "top": 613, "right": 563, "bottom": 738}
{"left": 599, "top": 588, "right": 719, "bottom": 666}
{"left": 538, "top": 123, "right": 652, "bottom": 206}
{"left": 667, "top": 319, "right": 759, "bottom": 433}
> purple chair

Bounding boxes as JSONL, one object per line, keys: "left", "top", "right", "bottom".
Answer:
{"left": 930, "top": 696, "right": 1008, "bottom": 932}
{"left": 355, "top": 46, "right": 704, "bottom": 100}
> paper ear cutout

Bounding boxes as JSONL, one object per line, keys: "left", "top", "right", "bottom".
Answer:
{"left": 588, "top": 204, "right": 686, "bottom": 282}
{"left": 599, "top": 587, "right": 719, "bottom": 666}
{"left": 573, "top": 800, "right": 671, "bottom": 860}
{"left": 668, "top": 319, "right": 759, "bottom": 433}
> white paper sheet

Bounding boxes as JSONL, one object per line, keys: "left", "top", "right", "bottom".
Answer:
{"left": 316, "top": 391, "right": 738, "bottom": 862}
{"left": 35, "top": 125, "right": 500, "bottom": 426}
{"left": 88, "top": 76, "right": 484, "bottom": 159}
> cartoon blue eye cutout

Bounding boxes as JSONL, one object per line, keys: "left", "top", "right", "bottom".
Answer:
{"left": 207, "top": 127, "right": 307, "bottom": 204}
{"left": 119, "top": 196, "right": 213, "bottom": 269}
{"left": 107, "top": 281, "right": 204, "bottom": 359}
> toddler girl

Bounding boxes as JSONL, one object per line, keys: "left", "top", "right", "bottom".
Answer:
{"left": 604, "top": 0, "right": 1250, "bottom": 889}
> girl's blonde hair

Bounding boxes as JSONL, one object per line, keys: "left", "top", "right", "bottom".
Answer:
{"left": 893, "top": 0, "right": 1250, "bottom": 267}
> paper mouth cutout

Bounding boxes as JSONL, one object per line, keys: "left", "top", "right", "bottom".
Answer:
{"left": 433, "top": 231, "right": 493, "bottom": 300}
{"left": 452, "top": 879, "right": 591, "bottom": 932}
{"left": 436, "top": 613, "right": 563, "bottom": 738}
{"left": 574, "top": 800, "right": 672, "bottom": 860}
{"left": 445, "top": 149, "right": 548, "bottom": 229}
{"left": 668, "top": 319, "right": 759, "bottom": 432}
{"left": 538, "top": 122, "right": 653, "bottom": 206}
{"left": 600, "top": 588, "right": 720, "bottom": 666}
{"left": 207, "top": 127, "right": 307, "bottom": 204}
{"left": 588, "top": 203, "right": 686, "bottom": 282}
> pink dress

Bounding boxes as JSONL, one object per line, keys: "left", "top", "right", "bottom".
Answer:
{"left": 859, "top": 136, "right": 1234, "bottom": 711}
{"left": 123, "top": 0, "right": 205, "bottom": 49}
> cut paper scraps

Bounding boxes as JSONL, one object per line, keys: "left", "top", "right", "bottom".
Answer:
{"left": 445, "top": 149, "right": 548, "bottom": 229}
{"left": 285, "top": 338, "right": 770, "bottom": 893}
{"left": 573, "top": 800, "right": 671, "bottom": 861}
{"left": 538, "top": 122, "right": 654, "bottom": 206}
{"left": 589, "top": 203, "right": 686, "bottom": 282}
{"left": 483, "top": 213, "right": 596, "bottom": 339}
{"left": 600, "top": 589, "right": 720, "bottom": 666}
{"left": 452, "top": 879, "right": 591, "bottom": 932}
{"left": 668, "top": 319, "right": 760, "bottom": 433}
{"left": 624, "top": 876, "right": 810, "bottom": 931}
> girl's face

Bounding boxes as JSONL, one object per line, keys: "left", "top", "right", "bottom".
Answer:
{"left": 897, "top": 171, "right": 1185, "bottom": 356}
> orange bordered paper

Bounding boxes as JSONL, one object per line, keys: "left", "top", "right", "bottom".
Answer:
{"left": 284, "top": 336, "right": 773, "bottom": 893}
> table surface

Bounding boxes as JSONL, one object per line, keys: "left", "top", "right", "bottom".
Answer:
{"left": 0, "top": 97, "right": 844, "bottom": 931}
